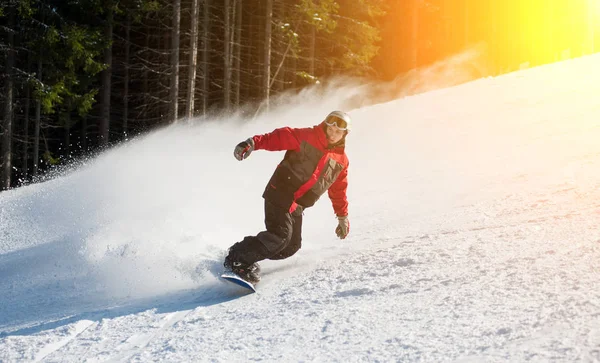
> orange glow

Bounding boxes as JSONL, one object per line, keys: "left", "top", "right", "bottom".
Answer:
{"left": 375, "top": 0, "right": 600, "bottom": 79}
{"left": 475, "top": 0, "right": 598, "bottom": 71}
{"left": 519, "top": 1, "right": 593, "bottom": 59}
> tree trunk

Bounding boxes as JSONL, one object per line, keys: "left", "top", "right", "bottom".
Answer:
{"left": 143, "top": 29, "right": 150, "bottom": 115}
{"left": 271, "top": 31, "right": 294, "bottom": 90}
{"left": 99, "top": 2, "right": 113, "bottom": 145}
{"left": 234, "top": 0, "right": 242, "bottom": 108}
{"left": 1, "top": 5, "right": 15, "bottom": 190}
{"left": 202, "top": 0, "right": 210, "bottom": 116}
{"left": 263, "top": 0, "right": 273, "bottom": 110}
{"left": 170, "top": 0, "right": 181, "bottom": 123}
{"left": 23, "top": 70, "right": 31, "bottom": 179}
{"left": 33, "top": 55, "right": 42, "bottom": 177}
{"left": 123, "top": 15, "right": 131, "bottom": 137}
{"left": 186, "top": 0, "right": 200, "bottom": 119}
{"left": 80, "top": 117, "right": 88, "bottom": 152}
{"left": 309, "top": 25, "right": 315, "bottom": 76}
{"left": 273, "top": 2, "right": 284, "bottom": 92}
{"left": 64, "top": 106, "right": 71, "bottom": 157}
{"left": 290, "top": 51, "right": 297, "bottom": 89}
{"left": 244, "top": 4, "right": 254, "bottom": 101}
{"left": 223, "top": 0, "right": 231, "bottom": 110}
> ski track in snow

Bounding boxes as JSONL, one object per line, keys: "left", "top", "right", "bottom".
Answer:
{"left": 2, "top": 54, "right": 600, "bottom": 362}
{"left": 56, "top": 310, "right": 192, "bottom": 363}
{"left": 33, "top": 320, "right": 96, "bottom": 362}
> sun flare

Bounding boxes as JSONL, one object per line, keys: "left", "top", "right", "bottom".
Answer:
{"left": 497, "top": 0, "right": 598, "bottom": 65}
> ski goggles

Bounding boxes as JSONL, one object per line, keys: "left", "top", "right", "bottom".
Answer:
{"left": 324, "top": 115, "right": 349, "bottom": 131}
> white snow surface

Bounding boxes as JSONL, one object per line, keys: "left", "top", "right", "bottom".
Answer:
{"left": 1, "top": 54, "right": 600, "bottom": 362}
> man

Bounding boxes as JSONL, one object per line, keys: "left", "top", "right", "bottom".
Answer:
{"left": 224, "top": 110, "right": 352, "bottom": 283}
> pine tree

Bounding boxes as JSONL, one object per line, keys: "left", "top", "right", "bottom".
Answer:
{"left": 1, "top": 2, "right": 15, "bottom": 190}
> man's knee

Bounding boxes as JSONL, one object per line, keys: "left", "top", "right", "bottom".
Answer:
{"left": 256, "top": 230, "right": 291, "bottom": 255}
{"left": 269, "top": 239, "right": 301, "bottom": 260}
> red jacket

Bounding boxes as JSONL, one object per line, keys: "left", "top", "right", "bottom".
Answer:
{"left": 253, "top": 123, "right": 349, "bottom": 216}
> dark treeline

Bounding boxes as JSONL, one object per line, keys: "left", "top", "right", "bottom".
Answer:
{"left": 1, "top": 0, "right": 597, "bottom": 190}
{"left": 0, "top": 0, "right": 385, "bottom": 189}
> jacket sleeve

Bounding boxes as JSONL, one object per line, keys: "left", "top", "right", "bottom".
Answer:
{"left": 252, "top": 127, "right": 302, "bottom": 152}
{"left": 328, "top": 164, "right": 349, "bottom": 217}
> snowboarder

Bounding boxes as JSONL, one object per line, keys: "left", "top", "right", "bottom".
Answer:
{"left": 224, "top": 110, "right": 352, "bottom": 284}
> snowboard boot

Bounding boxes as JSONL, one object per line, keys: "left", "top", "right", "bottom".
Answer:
{"left": 224, "top": 255, "right": 261, "bottom": 284}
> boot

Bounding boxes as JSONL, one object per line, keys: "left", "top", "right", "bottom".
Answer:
{"left": 224, "top": 255, "right": 261, "bottom": 284}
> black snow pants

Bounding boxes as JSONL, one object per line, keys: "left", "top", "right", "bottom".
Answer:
{"left": 227, "top": 199, "right": 303, "bottom": 265}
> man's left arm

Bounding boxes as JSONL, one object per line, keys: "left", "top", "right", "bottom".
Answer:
{"left": 328, "top": 166, "right": 350, "bottom": 239}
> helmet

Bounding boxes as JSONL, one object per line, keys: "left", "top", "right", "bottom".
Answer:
{"left": 324, "top": 111, "right": 352, "bottom": 132}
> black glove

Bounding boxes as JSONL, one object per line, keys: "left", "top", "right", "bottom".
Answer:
{"left": 335, "top": 216, "right": 350, "bottom": 239}
{"left": 233, "top": 138, "right": 254, "bottom": 161}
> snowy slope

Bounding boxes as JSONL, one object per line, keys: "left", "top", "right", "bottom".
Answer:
{"left": 1, "top": 54, "right": 600, "bottom": 362}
